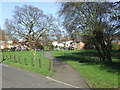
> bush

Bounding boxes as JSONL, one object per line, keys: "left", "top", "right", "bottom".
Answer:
{"left": 2, "top": 47, "right": 15, "bottom": 52}
{"left": 112, "top": 43, "right": 120, "bottom": 50}
{"left": 39, "top": 45, "right": 44, "bottom": 50}
{"left": 2, "top": 48, "right": 9, "bottom": 52}
{"left": 10, "top": 47, "right": 15, "bottom": 51}
{"left": 84, "top": 43, "right": 95, "bottom": 49}
{"left": 48, "top": 45, "right": 54, "bottom": 50}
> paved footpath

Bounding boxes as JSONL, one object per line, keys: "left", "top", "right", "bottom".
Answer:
{"left": 44, "top": 52, "right": 90, "bottom": 88}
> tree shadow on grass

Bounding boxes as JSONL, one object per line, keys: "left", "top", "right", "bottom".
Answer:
{"left": 54, "top": 50, "right": 119, "bottom": 73}
{"left": 2, "top": 57, "right": 11, "bottom": 62}
{"left": 2, "top": 59, "right": 6, "bottom": 62}
{"left": 111, "top": 50, "right": 120, "bottom": 59}
{"left": 99, "top": 62, "right": 119, "bottom": 73}
{"left": 72, "top": 51, "right": 99, "bottom": 57}
{"left": 57, "top": 55, "right": 100, "bottom": 64}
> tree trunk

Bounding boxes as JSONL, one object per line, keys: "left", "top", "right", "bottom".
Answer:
{"left": 94, "top": 39, "right": 112, "bottom": 64}
{"left": 98, "top": 40, "right": 112, "bottom": 63}
{"left": 94, "top": 43, "right": 106, "bottom": 62}
{"left": 106, "top": 43, "right": 112, "bottom": 63}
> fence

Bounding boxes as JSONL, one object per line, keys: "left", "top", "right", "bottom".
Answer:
{"left": 1, "top": 54, "right": 53, "bottom": 72}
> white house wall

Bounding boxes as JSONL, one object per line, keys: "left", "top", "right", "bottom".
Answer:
{"left": 52, "top": 40, "right": 73, "bottom": 47}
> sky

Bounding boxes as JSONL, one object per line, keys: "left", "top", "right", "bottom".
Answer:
{"left": 0, "top": 0, "right": 119, "bottom": 29}
{"left": 0, "top": 1, "right": 60, "bottom": 29}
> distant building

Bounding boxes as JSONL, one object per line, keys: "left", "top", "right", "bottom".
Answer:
{"left": 112, "top": 34, "right": 120, "bottom": 45}
{"left": 16, "top": 38, "right": 30, "bottom": 51}
{"left": 52, "top": 39, "right": 85, "bottom": 50}
{"left": 0, "top": 30, "right": 14, "bottom": 49}
{"left": 70, "top": 41, "right": 85, "bottom": 50}
{"left": 52, "top": 41, "right": 64, "bottom": 50}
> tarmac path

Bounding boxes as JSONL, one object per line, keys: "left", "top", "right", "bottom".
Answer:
{"left": 1, "top": 51, "right": 90, "bottom": 88}
{"left": 1, "top": 63, "right": 72, "bottom": 88}
{"left": 44, "top": 52, "right": 90, "bottom": 88}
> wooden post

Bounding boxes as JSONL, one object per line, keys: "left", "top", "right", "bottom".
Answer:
{"left": 49, "top": 60, "right": 53, "bottom": 72}
{"left": 31, "top": 58, "right": 34, "bottom": 66}
{"left": 39, "top": 59, "right": 42, "bottom": 68}
{"left": 18, "top": 57, "right": 21, "bottom": 64}
{"left": 14, "top": 55, "right": 16, "bottom": 63}
{"left": 24, "top": 58, "right": 27, "bottom": 65}
{"left": 3, "top": 55, "right": 4, "bottom": 60}
{"left": 6, "top": 55, "right": 8, "bottom": 60}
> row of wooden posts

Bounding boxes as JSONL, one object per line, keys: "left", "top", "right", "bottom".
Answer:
{"left": 2, "top": 55, "right": 53, "bottom": 72}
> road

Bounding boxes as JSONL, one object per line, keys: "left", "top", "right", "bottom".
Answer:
{"left": 1, "top": 64, "right": 72, "bottom": 88}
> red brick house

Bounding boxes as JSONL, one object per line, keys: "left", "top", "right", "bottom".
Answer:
{"left": 0, "top": 30, "right": 14, "bottom": 49}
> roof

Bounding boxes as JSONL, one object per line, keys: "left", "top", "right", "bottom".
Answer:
{"left": 0, "top": 30, "right": 13, "bottom": 41}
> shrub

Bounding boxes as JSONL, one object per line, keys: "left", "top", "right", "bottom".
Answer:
{"left": 112, "top": 43, "right": 120, "bottom": 50}
{"left": 2, "top": 48, "right": 9, "bottom": 52}
{"left": 39, "top": 45, "right": 44, "bottom": 50}
{"left": 84, "top": 43, "right": 95, "bottom": 49}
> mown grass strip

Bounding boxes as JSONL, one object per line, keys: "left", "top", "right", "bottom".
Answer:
{"left": 52, "top": 50, "right": 119, "bottom": 88}
{"left": 2, "top": 51, "right": 53, "bottom": 76}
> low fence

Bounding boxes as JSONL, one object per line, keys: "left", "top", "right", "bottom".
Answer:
{"left": 1, "top": 54, "right": 53, "bottom": 72}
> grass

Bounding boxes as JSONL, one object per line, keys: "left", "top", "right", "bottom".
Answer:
{"left": 2, "top": 51, "right": 52, "bottom": 76}
{"left": 52, "top": 50, "right": 119, "bottom": 88}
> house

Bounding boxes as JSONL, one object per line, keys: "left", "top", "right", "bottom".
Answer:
{"left": 0, "top": 30, "right": 30, "bottom": 51}
{"left": 52, "top": 39, "right": 85, "bottom": 50}
{"left": 15, "top": 38, "right": 30, "bottom": 51}
{"left": 16, "top": 37, "right": 45, "bottom": 51}
{"left": 52, "top": 41, "right": 64, "bottom": 50}
{"left": 112, "top": 33, "right": 120, "bottom": 45}
{"left": 0, "top": 30, "right": 14, "bottom": 50}
{"left": 70, "top": 41, "right": 85, "bottom": 50}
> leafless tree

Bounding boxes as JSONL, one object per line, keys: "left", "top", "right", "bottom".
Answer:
{"left": 59, "top": 2, "right": 120, "bottom": 63}
{"left": 5, "top": 5, "right": 59, "bottom": 50}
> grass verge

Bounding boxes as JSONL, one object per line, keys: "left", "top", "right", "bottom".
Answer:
{"left": 52, "top": 50, "right": 119, "bottom": 88}
{"left": 2, "top": 51, "right": 52, "bottom": 76}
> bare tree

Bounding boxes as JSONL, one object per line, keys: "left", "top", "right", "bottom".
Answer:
{"left": 59, "top": 2, "right": 120, "bottom": 63}
{"left": 5, "top": 5, "right": 58, "bottom": 50}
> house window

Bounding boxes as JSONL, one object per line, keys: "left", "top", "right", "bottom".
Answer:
{"left": 8, "top": 45, "right": 11, "bottom": 48}
{"left": 8, "top": 41, "right": 13, "bottom": 43}
{"left": 76, "top": 42, "right": 80, "bottom": 43}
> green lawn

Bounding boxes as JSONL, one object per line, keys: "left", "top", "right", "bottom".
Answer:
{"left": 52, "top": 50, "right": 119, "bottom": 88}
{"left": 2, "top": 51, "right": 52, "bottom": 76}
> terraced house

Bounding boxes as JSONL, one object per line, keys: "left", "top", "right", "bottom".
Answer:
{"left": 0, "top": 30, "right": 14, "bottom": 50}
